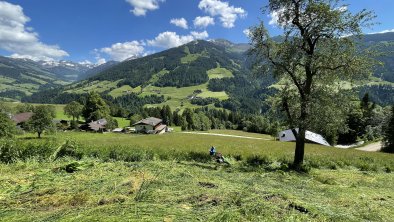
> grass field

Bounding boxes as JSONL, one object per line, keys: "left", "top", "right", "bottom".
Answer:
{"left": 207, "top": 67, "right": 234, "bottom": 79}
{"left": 141, "top": 83, "right": 228, "bottom": 112}
{"left": 0, "top": 130, "right": 393, "bottom": 221}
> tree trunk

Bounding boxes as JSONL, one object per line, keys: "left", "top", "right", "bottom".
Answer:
{"left": 38, "top": 131, "right": 41, "bottom": 138}
{"left": 293, "top": 127, "right": 306, "bottom": 169}
{"left": 293, "top": 93, "right": 309, "bottom": 170}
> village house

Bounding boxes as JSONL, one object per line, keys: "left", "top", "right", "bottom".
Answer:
{"left": 278, "top": 128, "right": 331, "bottom": 146}
{"left": 80, "top": 118, "right": 108, "bottom": 132}
{"left": 11, "top": 112, "right": 33, "bottom": 125}
{"left": 133, "top": 117, "right": 167, "bottom": 134}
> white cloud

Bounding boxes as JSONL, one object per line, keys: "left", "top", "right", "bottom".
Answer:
{"left": 191, "top": 31, "right": 209, "bottom": 39}
{"left": 148, "top": 32, "right": 194, "bottom": 48}
{"left": 96, "top": 58, "right": 107, "bottom": 65}
{"left": 243, "top": 28, "right": 251, "bottom": 37}
{"left": 100, "top": 41, "right": 145, "bottom": 61}
{"left": 198, "top": 0, "right": 246, "bottom": 28}
{"left": 170, "top": 18, "right": 188, "bottom": 29}
{"left": 125, "top": 0, "right": 164, "bottom": 16}
{"left": 0, "top": 1, "right": 68, "bottom": 61}
{"left": 148, "top": 31, "right": 209, "bottom": 49}
{"left": 368, "top": 29, "right": 394, "bottom": 34}
{"left": 79, "top": 60, "right": 92, "bottom": 65}
{"left": 193, "top": 16, "right": 215, "bottom": 28}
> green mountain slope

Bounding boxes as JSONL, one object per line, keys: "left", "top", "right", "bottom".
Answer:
{"left": 23, "top": 40, "right": 274, "bottom": 113}
{"left": 22, "top": 33, "right": 394, "bottom": 109}
{"left": 0, "top": 56, "right": 70, "bottom": 100}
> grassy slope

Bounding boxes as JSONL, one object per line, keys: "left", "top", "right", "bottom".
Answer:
{"left": 141, "top": 83, "right": 228, "bottom": 112}
{"left": 0, "top": 160, "right": 393, "bottom": 221}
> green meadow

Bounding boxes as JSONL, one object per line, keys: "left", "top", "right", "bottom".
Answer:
{"left": 0, "top": 131, "right": 393, "bottom": 221}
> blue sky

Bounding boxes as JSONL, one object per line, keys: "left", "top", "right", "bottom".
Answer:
{"left": 0, "top": 0, "right": 393, "bottom": 63}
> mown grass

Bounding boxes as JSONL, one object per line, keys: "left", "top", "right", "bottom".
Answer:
{"left": 0, "top": 158, "right": 393, "bottom": 221}
{"left": 1, "top": 130, "right": 393, "bottom": 221}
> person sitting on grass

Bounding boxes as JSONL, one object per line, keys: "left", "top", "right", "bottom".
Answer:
{"left": 210, "top": 146, "right": 216, "bottom": 156}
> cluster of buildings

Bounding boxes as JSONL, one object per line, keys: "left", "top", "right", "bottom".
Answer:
{"left": 10, "top": 112, "right": 170, "bottom": 135}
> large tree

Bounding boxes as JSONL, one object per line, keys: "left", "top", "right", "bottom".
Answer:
{"left": 250, "top": 0, "right": 375, "bottom": 169}
{"left": 29, "top": 105, "right": 56, "bottom": 138}
{"left": 64, "top": 101, "right": 83, "bottom": 121}
{"left": 82, "top": 92, "right": 110, "bottom": 123}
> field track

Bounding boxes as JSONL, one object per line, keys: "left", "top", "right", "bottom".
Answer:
{"left": 181, "top": 132, "right": 271, "bottom": 140}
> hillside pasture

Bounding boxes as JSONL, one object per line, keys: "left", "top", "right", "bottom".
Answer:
{"left": 140, "top": 83, "right": 228, "bottom": 111}
{"left": 0, "top": 130, "right": 393, "bottom": 221}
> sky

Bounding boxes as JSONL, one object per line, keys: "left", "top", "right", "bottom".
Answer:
{"left": 0, "top": 0, "right": 393, "bottom": 64}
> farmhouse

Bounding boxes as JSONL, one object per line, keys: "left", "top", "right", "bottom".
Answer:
{"left": 86, "top": 119, "right": 107, "bottom": 132}
{"left": 278, "top": 128, "right": 331, "bottom": 146}
{"left": 11, "top": 112, "right": 33, "bottom": 125}
{"left": 133, "top": 117, "right": 167, "bottom": 134}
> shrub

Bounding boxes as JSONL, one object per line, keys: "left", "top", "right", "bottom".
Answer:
{"left": 0, "top": 140, "right": 19, "bottom": 164}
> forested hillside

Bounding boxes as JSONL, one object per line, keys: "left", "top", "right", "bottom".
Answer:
{"left": 18, "top": 33, "right": 394, "bottom": 109}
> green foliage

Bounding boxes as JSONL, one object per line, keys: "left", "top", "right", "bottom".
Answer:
{"left": 82, "top": 92, "right": 110, "bottom": 122}
{"left": 130, "top": 114, "right": 143, "bottom": 126}
{"left": 382, "top": 106, "right": 394, "bottom": 153}
{"left": 250, "top": 0, "right": 376, "bottom": 166}
{"left": 0, "top": 139, "right": 18, "bottom": 163}
{"left": 0, "top": 113, "right": 16, "bottom": 138}
{"left": 105, "top": 116, "right": 118, "bottom": 130}
{"left": 64, "top": 101, "right": 83, "bottom": 121}
{"left": 28, "top": 105, "right": 55, "bottom": 138}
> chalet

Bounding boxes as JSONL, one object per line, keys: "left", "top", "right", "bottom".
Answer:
{"left": 133, "top": 117, "right": 167, "bottom": 134}
{"left": 87, "top": 119, "right": 107, "bottom": 132}
{"left": 278, "top": 129, "right": 331, "bottom": 146}
{"left": 11, "top": 112, "right": 33, "bottom": 125}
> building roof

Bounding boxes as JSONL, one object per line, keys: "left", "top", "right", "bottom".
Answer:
{"left": 278, "top": 128, "right": 331, "bottom": 146}
{"left": 155, "top": 124, "right": 167, "bottom": 132}
{"left": 133, "top": 117, "right": 163, "bottom": 126}
{"left": 88, "top": 118, "right": 107, "bottom": 131}
{"left": 11, "top": 112, "right": 33, "bottom": 124}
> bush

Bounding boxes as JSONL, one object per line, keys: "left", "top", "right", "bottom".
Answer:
{"left": 0, "top": 140, "right": 19, "bottom": 164}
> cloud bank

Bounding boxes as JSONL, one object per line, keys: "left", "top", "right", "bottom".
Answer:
{"left": 0, "top": 1, "right": 68, "bottom": 61}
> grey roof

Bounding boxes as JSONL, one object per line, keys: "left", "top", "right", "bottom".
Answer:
{"left": 11, "top": 112, "right": 33, "bottom": 124}
{"left": 278, "top": 128, "right": 331, "bottom": 146}
{"left": 88, "top": 118, "right": 107, "bottom": 131}
{"left": 133, "top": 117, "right": 163, "bottom": 126}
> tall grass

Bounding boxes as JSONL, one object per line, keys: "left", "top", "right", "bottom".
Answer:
{"left": 3, "top": 131, "right": 394, "bottom": 172}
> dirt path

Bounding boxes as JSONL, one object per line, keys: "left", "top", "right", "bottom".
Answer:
{"left": 180, "top": 132, "right": 271, "bottom": 140}
{"left": 356, "top": 142, "right": 382, "bottom": 152}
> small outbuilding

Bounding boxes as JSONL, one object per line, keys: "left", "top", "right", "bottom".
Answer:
{"left": 112, "top": 128, "right": 124, "bottom": 133}
{"left": 278, "top": 128, "right": 331, "bottom": 146}
{"left": 133, "top": 117, "right": 167, "bottom": 134}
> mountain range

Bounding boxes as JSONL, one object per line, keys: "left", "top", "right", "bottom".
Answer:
{"left": 1, "top": 32, "right": 394, "bottom": 110}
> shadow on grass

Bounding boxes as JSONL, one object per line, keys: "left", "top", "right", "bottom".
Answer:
{"left": 178, "top": 161, "right": 218, "bottom": 171}
{"left": 19, "top": 136, "right": 42, "bottom": 140}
